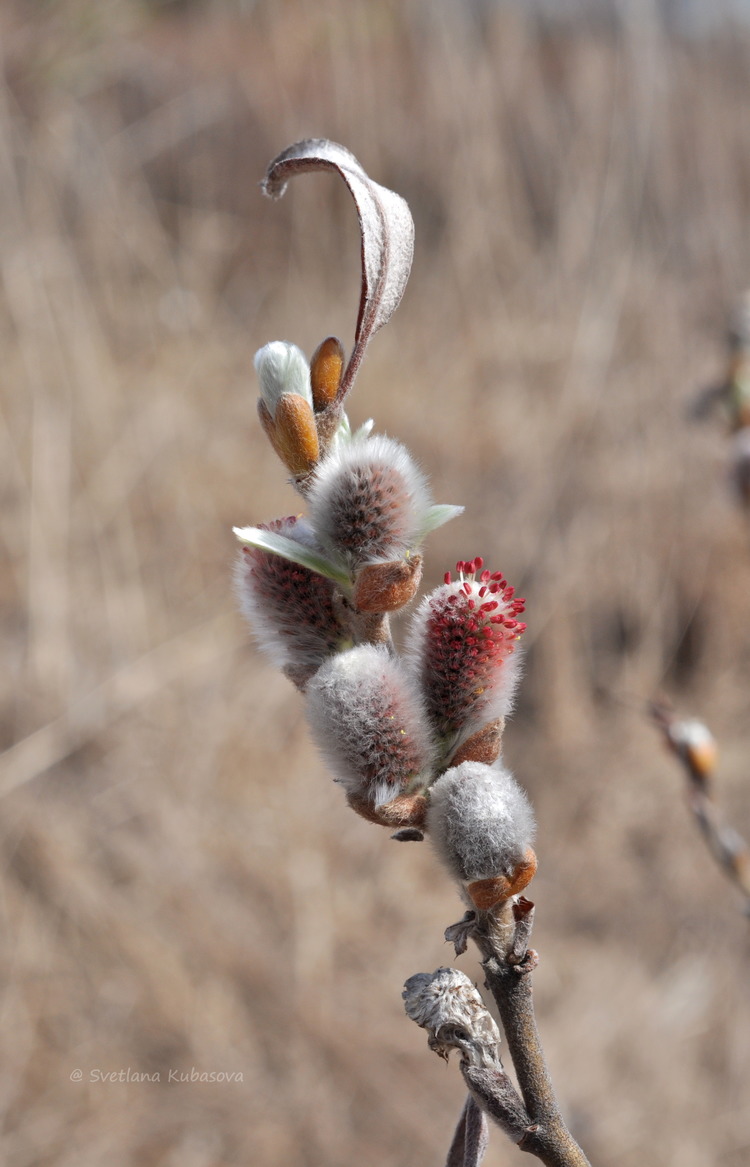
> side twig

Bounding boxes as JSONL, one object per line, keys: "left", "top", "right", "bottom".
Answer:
{"left": 649, "top": 700, "right": 750, "bottom": 916}
{"left": 406, "top": 902, "right": 591, "bottom": 1167}
{"left": 445, "top": 1095, "right": 490, "bottom": 1167}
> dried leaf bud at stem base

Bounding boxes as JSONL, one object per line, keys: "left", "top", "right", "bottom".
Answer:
{"left": 306, "top": 645, "right": 435, "bottom": 813}
{"left": 426, "top": 762, "right": 536, "bottom": 904}
{"left": 403, "top": 967, "right": 502, "bottom": 1062}
{"left": 408, "top": 558, "right": 526, "bottom": 752}
{"left": 235, "top": 516, "right": 347, "bottom": 689}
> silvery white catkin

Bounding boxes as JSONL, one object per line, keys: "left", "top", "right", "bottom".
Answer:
{"left": 254, "top": 341, "right": 312, "bottom": 413}
{"left": 427, "top": 761, "right": 535, "bottom": 884}
{"left": 235, "top": 516, "right": 346, "bottom": 685}
{"left": 306, "top": 644, "right": 435, "bottom": 809}
{"left": 307, "top": 434, "right": 431, "bottom": 569}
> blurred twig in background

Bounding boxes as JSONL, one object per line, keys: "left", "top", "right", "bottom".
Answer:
{"left": 650, "top": 700, "right": 750, "bottom": 915}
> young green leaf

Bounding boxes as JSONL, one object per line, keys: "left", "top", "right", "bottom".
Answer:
{"left": 233, "top": 525, "right": 350, "bottom": 587}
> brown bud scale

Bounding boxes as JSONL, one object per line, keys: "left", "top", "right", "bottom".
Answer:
{"left": 354, "top": 555, "right": 423, "bottom": 613}
{"left": 273, "top": 393, "right": 320, "bottom": 475}
{"left": 310, "top": 336, "right": 345, "bottom": 411}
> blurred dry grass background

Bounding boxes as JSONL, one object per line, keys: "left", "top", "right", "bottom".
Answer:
{"left": 2, "top": 1, "right": 750, "bottom": 1164}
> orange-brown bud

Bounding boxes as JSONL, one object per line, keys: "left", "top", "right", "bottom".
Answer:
{"left": 448, "top": 719, "right": 504, "bottom": 768}
{"left": 310, "top": 336, "right": 345, "bottom": 411}
{"left": 353, "top": 554, "right": 423, "bottom": 613}
{"left": 466, "top": 846, "right": 538, "bottom": 910}
{"left": 259, "top": 393, "right": 320, "bottom": 475}
{"left": 347, "top": 790, "right": 428, "bottom": 830}
{"left": 682, "top": 737, "right": 718, "bottom": 781}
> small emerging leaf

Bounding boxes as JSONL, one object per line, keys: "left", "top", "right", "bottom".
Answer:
{"left": 233, "top": 526, "right": 350, "bottom": 586}
{"left": 263, "top": 139, "right": 415, "bottom": 402}
{"left": 416, "top": 504, "right": 465, "bottom": 540}
{"left": 334, "top": 415, "right": 375, "bottom": 448}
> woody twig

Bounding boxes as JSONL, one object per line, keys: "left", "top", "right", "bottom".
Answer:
{"left": 650, "top": 699, "right": 750, "bottom": 915}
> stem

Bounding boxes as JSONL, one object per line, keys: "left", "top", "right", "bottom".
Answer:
{"left": 445, "top": 1095, "right": 490, "bottom": 1167}
{"left": 470, "top": 901, "right": 592, "bottom": 1167}
{"left": 687, "top": 786, "right": 750, "bottom": 912}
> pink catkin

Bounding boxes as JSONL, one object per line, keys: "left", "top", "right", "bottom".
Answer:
{"left": 410, "top": 557, "right": 526, "bottom": 737}
{"left": 236, "top": 516, "right": 345, "bottom": 678}
{"left": 308, "top": 435, "right": 430, "bottom": 569}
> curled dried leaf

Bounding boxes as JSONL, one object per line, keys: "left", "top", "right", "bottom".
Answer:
{"left": 263, "top": 139, "right": 415, "bottom": 401}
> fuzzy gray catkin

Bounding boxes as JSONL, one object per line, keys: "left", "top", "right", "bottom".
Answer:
{"left": 306, "top": 644, "right": 435, "bottom": 809}
{"left": 426, "top": 761, "right": 536, "bottom": 884}
{"left": 235, "top": 516, "right": 347, "bottom": 687}
{"left": 307, "top": 434, "right": 431, "bottom": 570}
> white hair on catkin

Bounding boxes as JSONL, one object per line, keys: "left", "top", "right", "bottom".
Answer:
{"left": 426, "top": 761, "right": 535, "bottom": 884}
{"left": 306, "top": 644, "right": 435, "bottom": 808}
{"left": 307, "top": 434, "right": 431, "bottom": 568}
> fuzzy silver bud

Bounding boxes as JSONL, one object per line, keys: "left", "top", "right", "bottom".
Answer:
{"left": 254, "top": 341, "right": 312, "bottom": 414}
{"left": 427, "top": 761, "right": 535, "bottom": 885}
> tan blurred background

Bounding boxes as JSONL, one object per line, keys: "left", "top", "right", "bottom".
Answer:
{"left": 2, "top": 1, "right": 750, "bottom": 1164}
